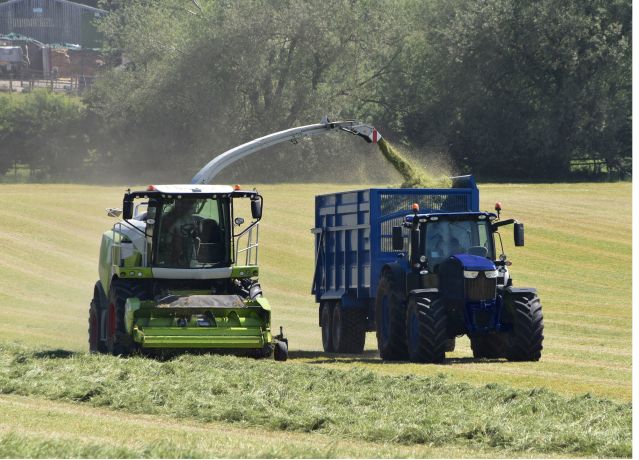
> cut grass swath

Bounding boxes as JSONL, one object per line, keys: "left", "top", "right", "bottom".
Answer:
{"left": 0, "top": 344, "right": 630, "bottom": 458}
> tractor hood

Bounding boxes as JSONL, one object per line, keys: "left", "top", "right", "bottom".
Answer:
{"left": 451, "top": 254, "right": 496, "bottom": 271}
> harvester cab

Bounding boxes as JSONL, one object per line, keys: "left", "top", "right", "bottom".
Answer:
{"left": 90, "top": 117, "right": 382, "bottom": 358}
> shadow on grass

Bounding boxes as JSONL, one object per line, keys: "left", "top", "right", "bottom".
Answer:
{"left": 31, "top": 349, "right": 77, "bottom": 359}
{"left": 289, "top": 349, "right": 502, "bottom": 366}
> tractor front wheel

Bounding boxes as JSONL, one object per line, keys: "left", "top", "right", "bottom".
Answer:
{"left": 504, "top": 292, "right": 544, "bottom": 361}
{"left": 405, "top": 294, "right": 447, "bottom": 363}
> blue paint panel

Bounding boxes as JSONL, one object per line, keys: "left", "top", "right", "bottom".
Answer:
{"left": 312, "top": 176, "right": 479, "bottom": 307}
{"left": 452, "top": 254, "right": 496, "bottom": 271}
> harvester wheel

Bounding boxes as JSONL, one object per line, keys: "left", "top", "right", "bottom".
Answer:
{"left": 106, "top": 279, "right": 147, "bottom": 357}
{"left": 375, "top": 271, "right": 407, "bottom": 361}
{"left": 470, "top": 334, "right": 504, "bottom": 359}
{"left": 88, "top": 300, "right": 105, "bottom": 353}
{"left": 274, "top": 341, "right": 288, "bottom": 361}
{"left": 320, "top": 302, "right": 334, "bottom": 352}
{"left": 89, "top": 283, "right": 107, "bottom": 353}
{"left": 331, "top": 303, "right": 366, "bottom": 354}
{"left": 504, "top": 292, "right": 544, "bottom": 361}
{"left": 406, "top": 294, "right": 448, "bottom": 363}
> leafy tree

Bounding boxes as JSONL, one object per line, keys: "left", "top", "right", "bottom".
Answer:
{"left": 90, "top": 0, "right": 405, "bottom": 182}
{"left": 0, "top": 91, "right": 87, "bottom": 179}
{"left": 380, "top": 0, "right": 631, "bottom": 179}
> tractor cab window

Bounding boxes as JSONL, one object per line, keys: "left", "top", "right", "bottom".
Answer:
{"left": 155, "top": 197, "right": 228, "bottom": 268}
{"left": 423, "top": 218, "right": 494, "bottom": 268}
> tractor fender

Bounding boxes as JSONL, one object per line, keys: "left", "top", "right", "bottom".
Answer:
{"left": 379, "top": 262, "right": 407, "bottom": 298}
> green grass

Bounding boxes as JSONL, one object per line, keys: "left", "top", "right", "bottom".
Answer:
{"left": 0, "top": 343, "right": 631, "bottom": 457}
{"left": 0, "top": 182, "right": 631, "bottom": 458}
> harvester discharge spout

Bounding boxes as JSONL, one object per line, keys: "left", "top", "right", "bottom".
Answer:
{"left": 190, "top": 116, "right": 382, "bottom": 185}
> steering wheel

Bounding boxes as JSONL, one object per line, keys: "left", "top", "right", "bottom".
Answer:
{"left": 180, "top": 223, "right": 196, "bottom": 237}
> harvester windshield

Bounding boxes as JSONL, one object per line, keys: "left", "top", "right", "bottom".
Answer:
{"left": 423, "top": 217, "right": 495, "bottom": 267}
{"left": 155, "top": 196, "right": 229, "bottom": 268}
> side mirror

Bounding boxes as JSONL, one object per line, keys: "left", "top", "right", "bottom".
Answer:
{"left": 122, "top": 198, "right": 133, "bottom": 220}
{"left": 251, "top": 196, "right": 263, "bottom": 219}
{"left": 514, "top": 223, "right": 524, "bottom": 246}
{"left": 392, "top": 226, "right": 404, "bottom": 251}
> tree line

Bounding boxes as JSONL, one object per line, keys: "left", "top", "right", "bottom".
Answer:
{"left": 0, "top": 0, "right": 631, "bottom": 183}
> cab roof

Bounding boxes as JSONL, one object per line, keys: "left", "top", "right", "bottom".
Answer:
{"left": 146, "top": 184, "right": 235, "bottom": 194}
{"left": 405, "top": 211, "right": 497, "bottom": 224}
{"left": 127, "top": 184, "right": 259, "bottom": 199}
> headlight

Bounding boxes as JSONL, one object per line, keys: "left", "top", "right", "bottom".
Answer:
{"left": 419, "top": 255, "right": 427, "bottom": 263}
{"left": 484, "top": 269, "right": 498, "bottom": 278}
{"left": 463, "top": 270, "right": 479, "bottom": 279}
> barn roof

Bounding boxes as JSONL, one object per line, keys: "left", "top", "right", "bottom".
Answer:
{"left": 0, "top": 0, "right": 106, "bottom": 14}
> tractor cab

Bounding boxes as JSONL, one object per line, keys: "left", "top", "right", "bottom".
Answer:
{"left": 404, "top": 212, "right": 498, "bottom": 271}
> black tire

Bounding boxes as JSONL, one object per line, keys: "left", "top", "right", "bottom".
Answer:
{"left": 504, "top": 292, "right": 544, "bottom": 361}
{"left": 405, "top": 294, "right": 448, "bottom": 363}
{"left": 331, "top": 303, "right": 366, "bottom": 354}
{"left": 89, "top": 283, "right": 107, "bottom": 353}
{"left": 106, "top": 279, "right": 148, "bottom": 356}
{"left": 320, "top": 302, "right": 334, "bottom": 352}
{"left": 470, "top": 334, "right": 504, "bottom": 359}
{"left": 375, "top": 271, "right": 408, "bottom": 360}
{"left": 274, "top": 341, "right": 288, "bottom": 361}
{"left": 445, "top": 337, "right": 456, "bottom": 353}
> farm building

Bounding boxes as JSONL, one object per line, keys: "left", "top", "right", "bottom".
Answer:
{"left": 0, "top": 0, "right": 106, "bottom": 48}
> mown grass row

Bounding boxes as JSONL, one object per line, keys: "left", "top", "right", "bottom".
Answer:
{"left": 0, "top": 344, "right": 630, "bottom": 458}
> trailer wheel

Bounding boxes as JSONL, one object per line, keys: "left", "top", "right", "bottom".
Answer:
{"left": 406, "top": 294, "right": 447, "bottom": 363}
{"left": 470, "top": 334, "right": 504, "bottom": 359}
{"left": 375, "top": 271, "right": 408, "bottom": 361}
{"left": 106, "top": 279, "right": 148, "bottom": 357}
{"left": 504, "top": 292, "right": 544, "bottom": 361}
{"left": 320, "top": 302, "right": 334, "bottom": 352}
{"left": 332, "top": 303, "right": 366, "bottom": 354}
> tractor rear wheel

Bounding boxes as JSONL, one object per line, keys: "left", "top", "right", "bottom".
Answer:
{"left": 320, "top": 302, "right": 334, "bottom": 352}
{"left": 445, "top": 338, "right": 456, "bottom": 352}
{"left": 106, "top": 279, "right": 148, "bottom": 356}
{"left": 406, "top": 294, "right": 448, "bottom": 363}
{"left": 504, "top": 292, "right": 544, "bottom": 361}
{"left": 331, "top": 303, "right": 366, "bottom": 354}
{"left": 375, "top": 271, "right": 408, "bottom": 361}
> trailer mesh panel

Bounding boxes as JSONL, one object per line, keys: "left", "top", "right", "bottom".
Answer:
{"left": 380, "top": 193, "right": 470, "bottom": 253}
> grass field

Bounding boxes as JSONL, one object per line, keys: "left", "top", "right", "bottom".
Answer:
{"left": 0, "top": 182, "right": 631, "bottom": 457}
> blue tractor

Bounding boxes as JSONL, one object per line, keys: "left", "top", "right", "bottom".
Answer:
{"left": 312, "top": 176, "right": 543, "bottom": 362}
